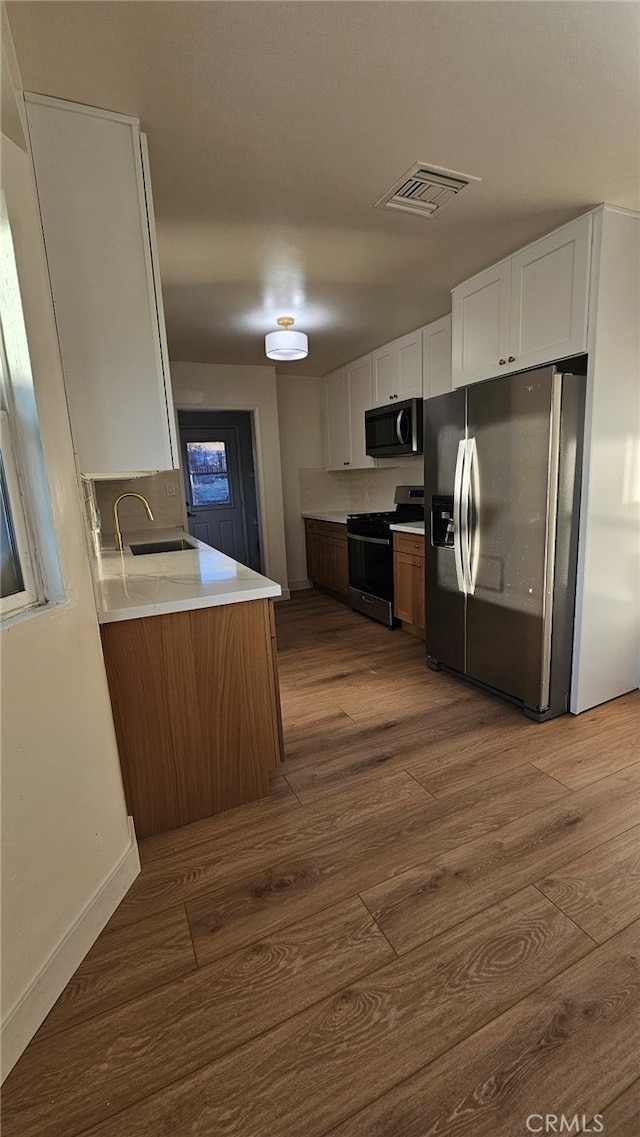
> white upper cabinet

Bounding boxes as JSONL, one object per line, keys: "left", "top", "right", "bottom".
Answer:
{"left": 372, "top": 329, "right": 422, "bottom": 405}
{"left": 25, "top": 95, "right": 179, "bottom": 477}
{"left": 324, "top": 357, "right": 374, "bottom": 471}
{"left": 451, "top": 261, "right": 511, "bottom": 387}
{"left": 345, "top": 355, "right": 375, "bottom": 469}
{"left": 422, "top": 314, "right": 452, "bottom": 398}
{"left": 324, "top": 367, "right": 350, "bottom": 470}
{"left": 509, "top": 215, "right": 591, "bottom": 373}
{"left": 452, "top": 214, "right": 592, "bottom": 388}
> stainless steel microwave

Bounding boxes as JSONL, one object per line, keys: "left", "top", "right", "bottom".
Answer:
{"left": 365, "top": 398, "right": 423, "bottom": 458}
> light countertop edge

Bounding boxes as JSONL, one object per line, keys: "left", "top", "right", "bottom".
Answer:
{"left": 390, "top": 522, "right": 426, "bottom": 535}
{"left": 301, "top": 511, "right": 349, "bottom": 524}
{"left": 94, "top": 528, "right": 281, "bottom": 625}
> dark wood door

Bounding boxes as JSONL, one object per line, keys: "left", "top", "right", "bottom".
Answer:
{"left": 179, "top": 411, "right": 261, "bottom": 571}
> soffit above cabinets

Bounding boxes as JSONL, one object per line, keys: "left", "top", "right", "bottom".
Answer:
{"left": 6, "top": 1, "right": 640, "bottom": 375}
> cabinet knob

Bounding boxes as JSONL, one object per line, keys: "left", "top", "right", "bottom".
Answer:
{"left": 498, "top": 359, "right": 506, "bottom": 366}
{"left": 508, "top": 355, "right": 516, "bottom": 363}
{"left": 343, "top": 461, "right": 350, "bottom": 465}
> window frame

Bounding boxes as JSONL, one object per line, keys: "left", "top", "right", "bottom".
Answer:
{"left": 0, "top": 187, "right": 55, "bottom": 623}
{"left": 0, "top": 404, "right": 40, "bottom": 618}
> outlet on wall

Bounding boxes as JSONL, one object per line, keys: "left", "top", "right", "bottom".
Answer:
{"left": 166, "top": 482, "right": 177, "bottom": 496}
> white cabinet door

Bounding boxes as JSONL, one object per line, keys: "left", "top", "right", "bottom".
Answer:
{"left": 452, "top": 260, "right": 511, "bottom": 388}
{"left": 372, "top": 330, "right": 422, "bottom": 405}
{"left": 422, "top": 314, "right": 452, "bottom": 398}
{"left": 371, "top": 344, "right": 397, "bottom": 405}
{"left": 346, "top": 355, "right": 375, "bottom": 469}
{"left": 324, "top": 368, "right": 350, "bottom": 470}
{"left": 25, "top": 95, "right": 178, "bottom": 477}
{"left": 396, "top": 330, "right": 423, "bottom": 400}
{"left": 509, "top": 214, "right": 591, "bottom": 373}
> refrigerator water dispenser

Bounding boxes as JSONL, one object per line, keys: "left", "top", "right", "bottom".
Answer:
{"left": 431, "top": 495, "right": 455, "bottom": 547}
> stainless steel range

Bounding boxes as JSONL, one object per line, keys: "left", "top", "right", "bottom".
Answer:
{"left": 347, "top": 485, "right": 425, "bottom": 627}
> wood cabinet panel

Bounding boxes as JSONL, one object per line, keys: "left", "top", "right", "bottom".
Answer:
{"left": 331, "top": 539, "right": 349, "bottom": 597}
{"left": 393, "top": 551, "right": 416, "bottom": 625}
{"left": 101, "top": 599, "right": 282, "bottom": 837}
{"left": 268, "top": 601, "right": 285, "bottom": 762}
{"left": 304, "top": 520, "right": 348, "bottom": 600}
{"left": 393, "top": 538, "right": 425, "bottom": 638}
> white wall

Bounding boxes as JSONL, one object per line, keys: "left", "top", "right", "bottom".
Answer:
{"left": 171, "top": 361, "right": 289, "bottom": 594}
{"left": 1, "top": 15, "right": 137, "bottom": 1079}
{"left": 276, "top": 374, "right": 324, "bottom": 589}
{"left": 571, "top": 206, "right": 640, "bottom": 712}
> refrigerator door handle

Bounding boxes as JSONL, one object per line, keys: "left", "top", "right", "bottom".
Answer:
{"left": 463, "top": 437, "right": 480, "bottom": 595}
{"left": 460, "top": 438, "right": 472, "bottom": 593}
{"left": 453, "top": 439, "right": 467, "bottom": 594}
{"left": 539, "top": 373, "right": 563, "bottom": 710}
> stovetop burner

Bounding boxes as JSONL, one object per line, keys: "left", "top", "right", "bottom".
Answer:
{"left": 347, "top": 510, "right": 398, "bottom": 524}
{"left": 347, "top": 486, "right": 424, "bottom": 540}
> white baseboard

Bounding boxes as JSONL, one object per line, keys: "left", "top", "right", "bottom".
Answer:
{"left": 1, "top": 816, "right": 140, "bottom": 1082}
{"left": 289, "top": 579, "right": 311, "bottom": 592}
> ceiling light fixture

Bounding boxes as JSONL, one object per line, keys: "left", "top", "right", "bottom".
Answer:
{"left": 265, "top": 316, "right": 308, "bottom": 361}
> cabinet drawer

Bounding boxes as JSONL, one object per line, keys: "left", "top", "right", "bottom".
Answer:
{"left": 393, "top": 532, "right": 425, "bottom": 556}
{"left": 305, "top": 519, "right": 347, "bottom": 541}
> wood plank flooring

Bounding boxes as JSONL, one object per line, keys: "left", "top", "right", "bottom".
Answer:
{"left": 2, "top": 591, "right": 639, "bottom": 1137}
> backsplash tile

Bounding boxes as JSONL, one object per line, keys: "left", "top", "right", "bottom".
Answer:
{"left": 299, "top": 458, "right": 423, "bottom": 515}
{"left": 94, "top": 471, "right": 185, "bottom": 546}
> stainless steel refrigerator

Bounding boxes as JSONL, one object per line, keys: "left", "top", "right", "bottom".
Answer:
{"left": 424, "top": 364, "right": 585, "bottom": 721}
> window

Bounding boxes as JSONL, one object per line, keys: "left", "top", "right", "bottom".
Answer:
{"left": 185, "top": 441, "right": 231, "bottom": 506}
{"left": 0, "top": 189, "right": 61, "bottom": 622}
{"left": 0, "top": 406, "right": 39, "bottom": 618}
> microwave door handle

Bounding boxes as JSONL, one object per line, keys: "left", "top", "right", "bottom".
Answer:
{"left": 396, "top": 409, "right": 409, "bottom": 445}
{"left": 453, "top": 439, "right": 467, "bottom": 594}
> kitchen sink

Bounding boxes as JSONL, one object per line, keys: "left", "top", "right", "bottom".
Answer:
{"left": 129, "top": 539, "right": 194, "bottom": 555}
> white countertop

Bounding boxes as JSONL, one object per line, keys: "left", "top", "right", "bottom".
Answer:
{"left": 301, "top": 511, "right": 349, "bottom": 524}
{"left": 95, "top": 528, "right": 281, "bottom": 624}
{"left": 390, "top": 521, "right": 426, "bottom": 536}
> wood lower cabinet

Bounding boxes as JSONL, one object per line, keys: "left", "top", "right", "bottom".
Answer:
{"left": 100, "top": 598, "right": 283, "bottom": 838}
{"left": 305, "top": 519, "right": 349, "bottom": 599}
{"left": 393, "top": 532, "right": 425, "bottom": 638}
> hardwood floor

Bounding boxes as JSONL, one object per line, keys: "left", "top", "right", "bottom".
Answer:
{"left": 3, "top": 591, "right": 639, "bottom": 1136}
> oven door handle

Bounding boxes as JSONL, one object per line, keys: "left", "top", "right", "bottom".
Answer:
{"left": 347, "top": 533, "right": 390, "bottom": 546}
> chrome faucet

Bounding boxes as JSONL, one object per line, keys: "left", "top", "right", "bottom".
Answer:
{"left": 112, "top": 492, "right": 154, "bottom": 552}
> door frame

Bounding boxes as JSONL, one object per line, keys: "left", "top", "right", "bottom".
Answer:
{"left": 175, "top": 403, "right": 266, "bottom": 576}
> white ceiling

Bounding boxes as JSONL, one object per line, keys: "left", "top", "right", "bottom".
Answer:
{"left": 7, "top": 1, "right": 640, "bottom": 376}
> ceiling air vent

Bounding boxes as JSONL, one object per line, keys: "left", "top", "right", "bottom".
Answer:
{"left": 376, "top": 163, "right": 480, "bottom": 219}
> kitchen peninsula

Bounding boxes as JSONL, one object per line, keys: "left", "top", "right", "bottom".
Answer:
{"left": 96, "top": 531, "right": 283, "bottom": 838}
